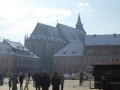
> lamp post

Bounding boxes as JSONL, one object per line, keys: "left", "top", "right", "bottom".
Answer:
{"left": 13, "top": 48, "right": 16, "bottom": 74}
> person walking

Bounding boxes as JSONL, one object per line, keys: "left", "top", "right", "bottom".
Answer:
{"left": 12, "top": 74, "right": 18, "bottom": 90}
{"left": 19, "top": 73, "right": 24, "bottom": 90}
{"left": 24, "top": 73, "right": 29, "bottom": 90}
{"left": 100, "top": 73, "right": 108, "bottom": 90}
{"left": 28, "top": 73, "right": 30, "bottom": 80}
{"left": 35, "top": 72, "right": 41, "bottom": 90}
{"left": 8, "top": 78, "right": 12, "bottom": 90}
{"left": 51, "top": 72, "right": 60, "bottom": 90}
{"left": 60, "top": 73, "right": 64, "bottom": 90}
{"left": 79, "top": 72, "right": 83, "bottom": 86}
{"left": 40, "top": 72, "right": 50, "bottom": 90}
{"left": 106, "top": 70, "right": 112, "bottom": 90}
{"left": 32, "top": 73, "right": 36, "bottom": 87}
{"left": 0, "top": 73, "right": 2, "bottom": 86}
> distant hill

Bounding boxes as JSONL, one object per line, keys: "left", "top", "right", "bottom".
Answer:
{"left": 0, "top": 36, "right": 3, "bottom": 42}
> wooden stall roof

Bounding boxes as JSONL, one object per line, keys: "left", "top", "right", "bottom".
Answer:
{"left": 92, "top": 62, "right": 120, "bottom": 66}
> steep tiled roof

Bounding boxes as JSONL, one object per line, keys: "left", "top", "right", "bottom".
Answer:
{"left": 85, "top": 34, "right": 120, "bottom": 46}
{"left": 5, "top": 39, "right": 29, "bottom": 51}
{"left": 57, "top": 23, "right": 86, "bottom": 42}
{"left": 30, "top": 23, "right": 66, "bottom": 43}
{"left": 1, "top": 40, "right": 39, "bottom": 58}
{"left": 53, "top": 42, "right": 84, "bottom": 57}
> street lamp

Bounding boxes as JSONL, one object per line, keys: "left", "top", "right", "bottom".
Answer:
{"left": 13, "top": 48, "right": 16, "bottom": 74}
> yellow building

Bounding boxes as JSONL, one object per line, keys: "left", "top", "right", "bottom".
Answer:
{"left": 0, "top": 39, "right": 40, "bottom": 75}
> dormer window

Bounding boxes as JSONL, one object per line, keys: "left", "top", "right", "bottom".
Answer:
{"left": 21, "top": 47, "right": 24, "bottom": 50}
{"left": 72, "top": 49, "right": 76, "bottom": 54}
{"left": 94, "top": 34, "right": 96, "bottom": 37}
{"left": 113, "top": 33, "right": 116, "bottom": 37}
{"left": 17, "top": 46, "right": 20, "bottom": 48}
{"left": 63, "top": 49, "right": 67, "bottom": 54}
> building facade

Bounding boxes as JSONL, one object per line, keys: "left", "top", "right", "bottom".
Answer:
{"left": 25, "top": 14, "right": 120, "bottom": 73}
{"left": 53, "top": 42, "right": 85, "bottom": 73}
{"left": 84, "top": 34, "right": 120, "bottom": 72}
{"left": 24, "top": 14, "right": 86, "bottom": 72}
{"left": 0, "top": 39, "right": 40, "bottom": 75}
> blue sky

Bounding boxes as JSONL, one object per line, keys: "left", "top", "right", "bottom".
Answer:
{"left": 0, "top": 0, "right": 120, "bottom": 44}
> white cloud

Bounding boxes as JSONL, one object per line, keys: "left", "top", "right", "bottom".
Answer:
{"left": 0, "top": 0, "right": 72, "bottom": 43}
{"left": 78, "top": 3, "right": 90, "bottom": 7}
{"left": 77, "top": 3, "right": 94, "bottom": 13}
{"left": 33, "top": 7, "right": 71, "bottom": 22}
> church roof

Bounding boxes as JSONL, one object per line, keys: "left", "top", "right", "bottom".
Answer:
{"left": 85, "top": 34, "right": 120, "bottom": 46}
{"left": 30, "top": 23, "right": 66, "bottom": 43}
{"left": 53, "top": 42, "right": 84, "bottom": 57}
{"left": 57, "top": 23, "right": 86, "bottom": 42}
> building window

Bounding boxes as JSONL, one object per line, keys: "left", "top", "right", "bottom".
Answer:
{"left": 67, "top": 59, "right": 71, "bottom": 64}
{"left": 6, "top": 59, "right": 8, "bottom": 64}
{"left": 55, "top": 59, "right": 60, "bottom": 64}
{"left": 91, "top": 58, "right": 94, "bottom": 63}
{"left": 62, "top": 59, "right": 67, "bottom": 64}
{"left": 96, "top": 58, "right": 98, "bottom": 62}
{"left": 11, "top": 59, "right": 13, "bottom": 64}
{"left": 5, "top": 68, "right": 8, "bottom": 73}
{"left": 95, "top": 49, "right": 99, "bottom": 55}
{"left": 78, "top": 59, "right": 83, "bottom": 63}
{"left": 2, "top": 59, "right": 4, "bottom": 63}
{"left": 86, "top": 59, "right": 88, "bottom": 63}
{"left": 86, "top": 49, "right": 94, "bottom": 55}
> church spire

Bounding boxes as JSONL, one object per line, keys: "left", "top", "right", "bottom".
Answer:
{"left": 76, "top": 13, "right": 84, "bottom": 30}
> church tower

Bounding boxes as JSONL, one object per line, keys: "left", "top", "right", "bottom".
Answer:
{"left": 76, "top": 14, "right": 84, "bottom": 31}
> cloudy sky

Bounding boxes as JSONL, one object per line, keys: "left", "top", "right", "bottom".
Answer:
{"left": 0, "top": 0, "right": 120, "bottom": 44}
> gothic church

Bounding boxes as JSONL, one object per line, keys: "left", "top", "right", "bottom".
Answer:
{"left": 24, "top": 14, "right": 86, "bottom": 72}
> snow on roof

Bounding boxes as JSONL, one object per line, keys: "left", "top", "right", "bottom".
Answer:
{"left": 5, "top": 39, "right": 29, "bottom": 51}
{"left": 53, "top": 42, "right": 84, "bottom": 57}
{"left": 57, "top": 23, "right": 86, "bottom": 42}
{"left": 85, "top": 34, "right": 120, "bottom": 46}
{"left": 1, "top": 40, "right": 39, "bottom": 58}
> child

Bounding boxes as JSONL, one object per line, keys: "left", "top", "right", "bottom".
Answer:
{"left": 8, "top": 78, "right": 12, "bottom": 90}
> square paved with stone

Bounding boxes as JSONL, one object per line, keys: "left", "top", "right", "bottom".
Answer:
{"left": 0, "top": 78, "right": 99, "bottom": 90}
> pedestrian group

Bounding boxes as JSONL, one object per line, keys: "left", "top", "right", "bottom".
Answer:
{"left": 8, "top": 72, "right": 65, "bottom": 90}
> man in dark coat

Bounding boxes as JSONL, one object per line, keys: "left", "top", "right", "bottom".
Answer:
{"left": 100, "top": 73, "right": 108, "bottom": 90}
{"left": 51, "top": 72, "right": 60, "bottom": 90}
{"left": 40, "top": 72, "right": 50, "bottom": 90}
{"left": 19, "top": 73, "right": 24, "bottom": 90}
{"left": 12, "top": 75, "right": 18, "bottom": 90}
{"left": 106, "top": 70, "right": 112, "bottom": 90}
{"left": 79, "top": 72, "right": 83, "bottom": 86}
{"left": 35, "top": 72, "right": 41, "bottom": 90}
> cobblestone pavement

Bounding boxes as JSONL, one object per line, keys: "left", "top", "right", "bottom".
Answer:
{"left": 0, "top": 78, "right": 99, "bottom": 90}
